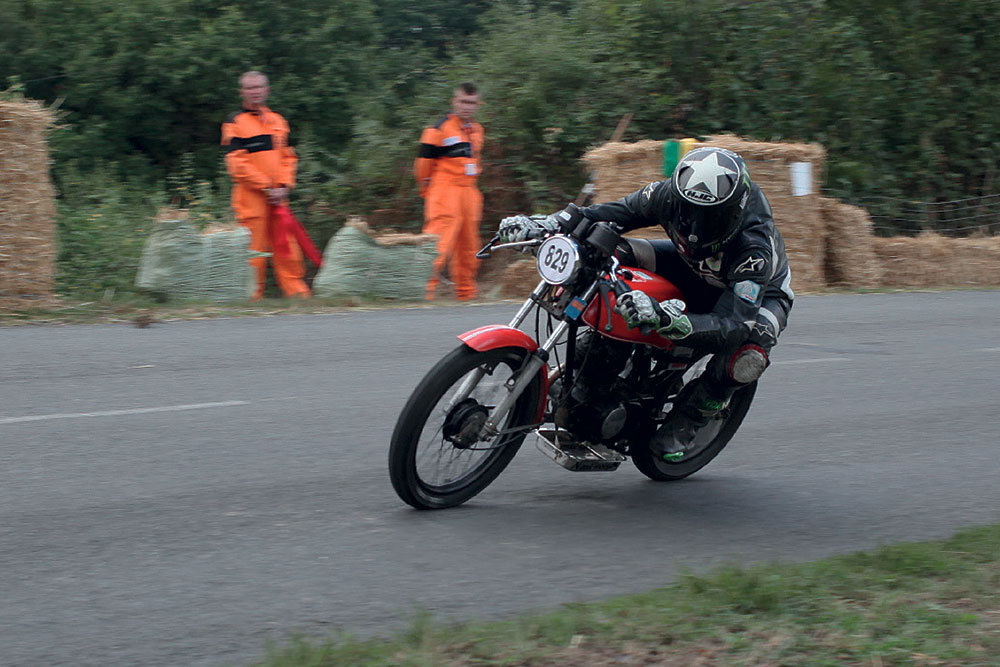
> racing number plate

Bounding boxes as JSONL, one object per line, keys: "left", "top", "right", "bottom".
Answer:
{"left": 536, "top": 235, "right": 580, "bottom": 285}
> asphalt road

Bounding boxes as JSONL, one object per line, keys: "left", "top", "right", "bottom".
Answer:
{"left": 2, "top": 291, "right": 999, "bottom": 666}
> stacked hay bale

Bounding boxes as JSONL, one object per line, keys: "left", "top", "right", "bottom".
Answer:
{"left": 134, "top": 208, "right": 257, "bottom": 301}
{"left": 313, "top": 217, "right": 438, "bottom": 300}
{"left": 580, "top": 140, "right": 666, "bottom": 202}
{"left": 873, "top": 233, "right": 1000, "bottom": 288}
{"left": 581, "top": 134, "right": 829, "bottom": 291}
{"left": 705, "top": 135, "right": 827, "bottom": 292}
{"left": 820, "top": 198, "right": 883, "bottom": 288}
{"left": 0, "top": 99, "right": 58, "bottom": 309}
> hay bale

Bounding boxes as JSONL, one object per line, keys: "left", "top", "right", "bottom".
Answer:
{"left": 581, "top": 134, "right": 828, "bottom": 292}
{"left": 873, "top": 233, "right": 1000, "bottom": 288}
{"left": 581, "top": 140, "right": 665, "bottom": 202}
{"left": 702, "top": 134, "right": 827, "bottom": 292}
{"left": 498, "top": 258, "right": 540, "bottom": 299}
{"left": 313, "top": 217, "right": 437, "bottom": 300}
{"left": 0, "top": 99, "right": 58, "bottom": 309}
{"left": 820, "top": 197, "right": 883, "bottom": 288}
{"left": 134, "top": 212, "right": 255, "bottom": 301}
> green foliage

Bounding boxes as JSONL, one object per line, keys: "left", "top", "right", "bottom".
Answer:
{"left": 54, "top": 167, "right": 162, "bottom": 297}
{"left": 4, "top": 0, "right": 1000, "bottom": 293}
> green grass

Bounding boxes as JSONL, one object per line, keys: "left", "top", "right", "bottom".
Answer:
{"left": 251, "top": 524, "right": 1000, "bottom": 666}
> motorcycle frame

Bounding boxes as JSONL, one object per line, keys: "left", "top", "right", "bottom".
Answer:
{"left": 455, "top": 277, "right": 602, "bottom": 437}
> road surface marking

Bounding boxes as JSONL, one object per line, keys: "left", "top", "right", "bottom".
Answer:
{"left": 772, "top": 357, "right": 851, "bottom": 365}
{"left": 0, "top": 400, "right": 250, "bottom": 425}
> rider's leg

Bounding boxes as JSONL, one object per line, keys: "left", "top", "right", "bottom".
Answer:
{"left": 651, "top": 296, "right": 790, "bottom": 459}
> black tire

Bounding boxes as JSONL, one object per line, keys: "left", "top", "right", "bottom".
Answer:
{"left": 389, "top": 345, "right": 542, "bottom": 509}
{"left": 630, "top": 381, "right": 757, "bottom": 481}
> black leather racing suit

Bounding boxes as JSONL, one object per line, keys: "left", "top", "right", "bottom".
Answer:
{"left": 579, "top": 178, "right": 794, "bottom": 411}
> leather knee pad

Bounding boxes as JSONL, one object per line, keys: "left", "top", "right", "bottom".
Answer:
{"left": 728, "top": 344, "right": 769, "bottom": 384}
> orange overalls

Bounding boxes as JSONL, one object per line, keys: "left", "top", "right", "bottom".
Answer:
{"left": 221, "top": 107, "right": 310, "bottom": 299}
{"left": 415, "top": 113, "right": 484, "bottom": 301}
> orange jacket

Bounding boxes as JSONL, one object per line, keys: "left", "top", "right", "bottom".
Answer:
{"left": 221, "top": 107, "right": 297, "bottom": 217}
{"left": 414, "top": 113, "right": 484, "bottom": 195}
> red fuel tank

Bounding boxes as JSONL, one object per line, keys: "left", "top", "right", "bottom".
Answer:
{"left": 581, "top": 267, "right": 686, "bottom": 350}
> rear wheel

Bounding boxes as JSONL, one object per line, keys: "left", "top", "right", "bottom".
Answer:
{"left": 631, "top": 380, "right": 757, "bottom": 482}
{"left": 389, "top": 345, "right": 542, "bottom": 509}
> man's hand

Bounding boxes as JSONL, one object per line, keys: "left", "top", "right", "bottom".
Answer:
{"left": 497, "top": 214, "right": 559, "bottom": 244}
{"left": 655, "top": 298, "right": 693, "bottom": 339}
{"left": 266, "top": 186, "right": 289, "bottom": 205}
{"left": 615, "top": 290, "right": 662, "bottom": 331}
{"left": 615, "top": 291, "right": 692, "bottom": 339}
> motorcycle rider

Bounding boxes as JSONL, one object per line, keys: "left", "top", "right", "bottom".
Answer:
{"left": 497, "top": 146, "right": 793, "bottom": 461}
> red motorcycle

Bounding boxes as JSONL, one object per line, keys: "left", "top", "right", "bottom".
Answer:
{"left": 389, "top": 219, "right": 757, "bottom": 509}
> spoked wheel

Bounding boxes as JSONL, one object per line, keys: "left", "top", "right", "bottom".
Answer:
{"left": 631, "top": 356, "right": 757, "bottom": 481}
{"left": 389, "top": 345, "right": 543, "bottom": 509}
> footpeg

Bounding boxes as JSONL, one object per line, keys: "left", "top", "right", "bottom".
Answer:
{"left": 534, "top": 428, "right": 626, "bottom": 472}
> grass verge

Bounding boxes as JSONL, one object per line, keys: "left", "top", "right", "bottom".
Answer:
{"left": 253, "top": 524, "right": 1000, "bottom": 666}
{"left": 0, "top": 294, "right": 457, "bottom": 327}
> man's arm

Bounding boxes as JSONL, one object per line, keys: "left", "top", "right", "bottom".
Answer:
{"left": 277, "top": 116, "right": 297, "bottom": 191}
{"left": 580, "top": 181, "right": 666, "bottom": 233}
{"left": 221, "top": 119, "right": 275, "bottom": 191}
{"left": 414, "top": 126, "right": 439, "bottom": 197}
{"left": 685, "top": 244, "right": 773, "bottom": 348}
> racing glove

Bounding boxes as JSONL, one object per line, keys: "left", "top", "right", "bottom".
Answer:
{"left": 615, "top": 290, "right": 692, "bottom": 339}
{"left": 497, "top": 214, "right": 560, "bottom": 244}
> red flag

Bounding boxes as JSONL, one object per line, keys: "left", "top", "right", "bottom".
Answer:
{"left": 269, "top": 204, "right": 323, "bottom": 267}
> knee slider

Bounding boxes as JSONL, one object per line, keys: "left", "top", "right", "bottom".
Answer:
{"left": 728, "top": 344, "right": 769, "bottom": 384}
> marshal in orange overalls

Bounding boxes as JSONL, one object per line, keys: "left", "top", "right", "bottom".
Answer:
{"left": 221, "top": 107, "right": 310, "bottom": 299}
{"left": 415, "top": 113, "right": 485, "bottom": 301}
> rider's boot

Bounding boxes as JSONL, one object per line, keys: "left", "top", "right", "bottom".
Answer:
{"left": 650, "top": 381, "right": 732, "bottom": 461}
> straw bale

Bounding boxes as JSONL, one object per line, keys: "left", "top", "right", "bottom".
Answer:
{"left": 0, "top": 99, "right": 58, "bottom": 309}
{"left": 581, "top": 134, "right": 828, "bottom": 291}
{"left": 346, "top": 215, "right": 436, "bottom": 247}
{"left": 581, "top": 140, "right": 666, "bottom": 202}
{"left": 819, "top": 198, "right": 882, "bottom": 287}
{"left": 498, "top": 258, "right": 540, "bottom": 299}
{"left": 704, "top": 135, "right": 826, "bottom": 292}
{"left": 156, "top": 206, "right": 190, "bottom": 223}
{"left": 873, "top": 233, "right": 1000, "bottom": 288}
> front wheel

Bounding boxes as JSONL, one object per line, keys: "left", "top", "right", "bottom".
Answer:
{"left": 630, "top": 381, "right": 757, "bottom": 481}
{"left": 389, "top": 345, "right": 543, "bottom": 509}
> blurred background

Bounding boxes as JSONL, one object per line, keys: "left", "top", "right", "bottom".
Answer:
{"left": 2, "top": 0, "right": 999, "bottom": 299}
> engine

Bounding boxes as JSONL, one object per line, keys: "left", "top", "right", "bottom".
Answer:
{"left": 553, "top": 333, "right": 637, "bottom": 444}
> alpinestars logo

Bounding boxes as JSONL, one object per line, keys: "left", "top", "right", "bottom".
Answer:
{"left": 677, "top": 150, "right": 741, "bottom": 205}
{"left": 735, "top": 255, "right": 765, "bottom": 275}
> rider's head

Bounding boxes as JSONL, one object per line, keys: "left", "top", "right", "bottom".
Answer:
{"left": 666, "top": 147, "right": 750, "bottom": 261}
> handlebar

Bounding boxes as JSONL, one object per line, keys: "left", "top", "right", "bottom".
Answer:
{"left": 475, "top": 234, "right": 543, "bottom": 259}
{"left": 477, "top": 218, "right": 625, "bottom": 260}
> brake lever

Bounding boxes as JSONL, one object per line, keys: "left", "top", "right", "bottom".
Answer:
{"left": 598, "top": 281, "right": 613, "bottom": 331}
{"left": 607, "top": 259, "right": 654, "bottom": 336}
{"left": 476, "top": 236, "right": 541, "bottom": 258}
{"left": 475, "top": 234, "right": 501, "bottom": 259}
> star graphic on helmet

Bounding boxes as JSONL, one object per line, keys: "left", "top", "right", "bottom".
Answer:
{"left": 681, "top": 151, "right": 738, "bottom": 200}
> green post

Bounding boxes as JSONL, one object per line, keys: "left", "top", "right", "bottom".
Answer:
{"left": 663, "top": 138, "right": 696, "bottom": 176}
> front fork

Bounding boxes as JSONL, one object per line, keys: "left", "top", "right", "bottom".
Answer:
{"left": 469, "top": 279, "right": 599, "bottom": 439}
